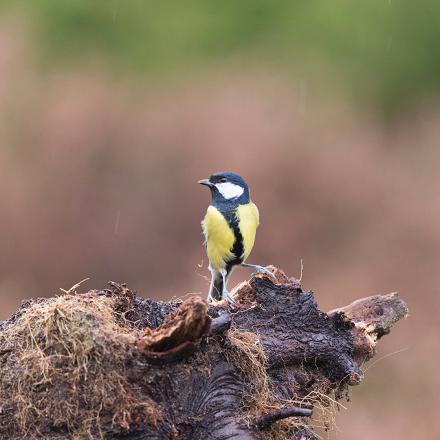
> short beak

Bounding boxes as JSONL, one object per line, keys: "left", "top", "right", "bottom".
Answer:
{"left": 198, "top": 178, "right": 212, "bottom": 187}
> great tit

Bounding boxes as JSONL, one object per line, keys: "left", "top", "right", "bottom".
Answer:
{"left": 199, "top": 171, "right": 272, "bottom": 302}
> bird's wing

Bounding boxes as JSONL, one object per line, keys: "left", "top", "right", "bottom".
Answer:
{"left": 236, "top": 202, "right": 259, "bottom": 261}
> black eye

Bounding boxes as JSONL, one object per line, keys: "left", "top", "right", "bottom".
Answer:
{"left": 220, "top": 177, "right": 227, "bottom": 183}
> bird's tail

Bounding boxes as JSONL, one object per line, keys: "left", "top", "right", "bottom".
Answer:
{"left": 208, "top": 269, "right": 224, "bottom": 301}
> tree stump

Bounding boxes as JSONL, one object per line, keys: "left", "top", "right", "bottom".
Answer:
{"left": 0, "top": 266, "right": 408, "bottom": 439}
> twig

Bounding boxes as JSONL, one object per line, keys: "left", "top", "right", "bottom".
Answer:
{"left": 60, "top": 278, "right": 90, "bottom": 295}
{"left": 299, "top": 258, "right": 304, "bottom": 282}
{"left": 362, "top": 347, "right": 409, "bottom": 373}
{"left": 254, "top": 406, "right": 313, "bottom": 430}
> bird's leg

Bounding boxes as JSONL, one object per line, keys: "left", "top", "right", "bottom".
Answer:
{"left": 240, "top": 263, "right": 276, "bottom": 279}
{"left": 208, "top": 266, "right": 222, "bottom": 302}
{"left": 207, "top": 290, "right": 214, "bottom": 303}
{"left": 207, "top": 267, "right": 214, "bottom": 302}
{"left": 220, "top": 268, "right": 235, "bottom": 304}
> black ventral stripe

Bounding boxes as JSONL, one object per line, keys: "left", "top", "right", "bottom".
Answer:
{"left": 214, "top": 202, "right": 244, "bottom": 270}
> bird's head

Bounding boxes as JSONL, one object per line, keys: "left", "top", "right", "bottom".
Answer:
{"left": 198, "top": 171, "right": 250, "bottom": 204}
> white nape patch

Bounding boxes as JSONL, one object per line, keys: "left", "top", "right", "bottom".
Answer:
{"left": 216, "top": 182, "right": 244, "bottom": 199}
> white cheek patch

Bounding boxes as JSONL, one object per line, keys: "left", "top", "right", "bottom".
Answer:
{"left": 216, "top": 182, "right": 244, "bottom": 199}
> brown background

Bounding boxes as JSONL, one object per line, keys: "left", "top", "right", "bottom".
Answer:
{"left": 0, "top": 15, "right": 438, "bottom": 440}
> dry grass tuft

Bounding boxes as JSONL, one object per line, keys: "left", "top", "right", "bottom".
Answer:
{"left": 295, "top": 388, "right": 342, "bottom": 439}
{"left": 226, "top": 328, "right": 339, "bottom": 440}
{"left": 226, "top": 328, "right": 299, "bottom": 439}
{"left": 0, "top": 293, "right": 158, "bottom": 439}
{"left": 226, "top": 328, "right": 268, "bottom": 400}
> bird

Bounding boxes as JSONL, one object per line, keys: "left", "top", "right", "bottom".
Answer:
{"left": 199, "top": 171, "right": 273, "bottom": 302}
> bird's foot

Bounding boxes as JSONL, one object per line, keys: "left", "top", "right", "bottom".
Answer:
{"left": 252, "top": 265, "right": 276, "bottom": 279}
{"left": 222, "top": 289, "right": 236, "bottom": 304}
{"left": 241, "top": 263, "right": 277, "bottom": 280}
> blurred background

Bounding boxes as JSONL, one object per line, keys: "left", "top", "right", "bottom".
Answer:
{"left": 0, "top": 1, "right": 438, "bottom": 438}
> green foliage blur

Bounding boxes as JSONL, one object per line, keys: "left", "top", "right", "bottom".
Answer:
{"left": 3, "top": 0, "right": 440, "bottom": 115}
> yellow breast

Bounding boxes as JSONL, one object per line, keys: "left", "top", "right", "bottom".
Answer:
{"left": 201, "top": 202, "right": 260, "bottom": 271}
{"left": 201, "top": 206, "right": 235, "bottom": 271}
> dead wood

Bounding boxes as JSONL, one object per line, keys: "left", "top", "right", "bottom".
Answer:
{"left": 254, "top": 407, "right": 314, "bottom": 430}
{"left": 0, "top": 266, "right": 407, "bottom": 439}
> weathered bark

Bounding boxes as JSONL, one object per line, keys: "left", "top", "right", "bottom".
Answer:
{"left": 0, "top": 267, "right": 408, "bottom": 440}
